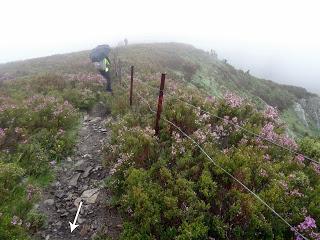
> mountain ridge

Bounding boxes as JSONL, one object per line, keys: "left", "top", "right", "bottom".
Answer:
{"left": 0, "top": 42, "right": 319, "bottom": 136}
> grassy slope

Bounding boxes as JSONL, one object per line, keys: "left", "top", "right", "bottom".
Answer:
{"left": 1, "top": 42, "right": 319, "bottom": 136}
{"left": 0, "top": 51, "right": 112, "bottom": 239}
{"left": 114, "top": 43, "right": 319, "bottom": 136}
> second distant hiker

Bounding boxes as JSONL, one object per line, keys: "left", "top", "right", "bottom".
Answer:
{"left": 90, "top": 45, "right": 112, "bottom": 92}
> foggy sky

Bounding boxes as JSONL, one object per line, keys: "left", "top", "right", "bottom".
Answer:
{"left": 1, "top": 0, "right": 319, "bottom": 93}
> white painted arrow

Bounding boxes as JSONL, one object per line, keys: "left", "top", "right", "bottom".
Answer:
{"left": 69, "top": 201, "right": 83, "bottom": 233}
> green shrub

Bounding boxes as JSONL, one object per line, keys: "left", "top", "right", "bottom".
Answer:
{"left": 0, "top": 162, "right": 24, "bottom": 200}
{"left": 16, "top": 143, "right": 49, "bottom": 176}
{"left": 105, "top": 86, "right": 320, "bottom": 239}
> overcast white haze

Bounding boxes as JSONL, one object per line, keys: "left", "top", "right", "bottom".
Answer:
{"left": 1, "top": 0, "right": 320, "bottom": 93}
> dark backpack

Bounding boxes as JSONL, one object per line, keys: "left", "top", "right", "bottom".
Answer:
{"left": 90, "top": 45, "right": 110, "bottom": 62}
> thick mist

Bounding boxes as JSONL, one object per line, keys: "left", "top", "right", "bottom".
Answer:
{"left": 1, "top": 0, "right": 319, "bottom": 94}
{"left": 199, "top": 42, "right": 320, "bottom": 95}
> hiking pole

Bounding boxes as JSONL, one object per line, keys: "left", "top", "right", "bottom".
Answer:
{"left": 130, "top": 66, "right": 134, "bottom": 106}
{"left": 155, "top": 73, "right": 166, "bottom": 135}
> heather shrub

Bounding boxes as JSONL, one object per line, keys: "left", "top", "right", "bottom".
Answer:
{"left": 0, "top": 74, "right": 87, "bottom": 239}
{"left": 105, "top": 85, "right": 320, "bottom": 240}
{"left": 62, "top": 88, "right": 98, "bottom": 111}
{"left": 299, "top": 137, "right": 320, "bottom": 161}
{"left": 0, "top": 162, "right": 25, "bottom": 200}
{"left": 16, "top": 143, "right": 50, "bottom": 176}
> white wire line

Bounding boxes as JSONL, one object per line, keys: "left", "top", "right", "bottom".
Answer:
{"left": 133, "top": 90, "right": 309, "bottom": 240}
{"left": 124, "top": 76, "right": 320, "bottom": 165}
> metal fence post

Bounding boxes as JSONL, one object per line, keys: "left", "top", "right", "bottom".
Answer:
{"left": 155, "top": 73, "right": 166, "bottom": 135}
{"left": 130, "top": 66, "right": 134, "bottom": 106}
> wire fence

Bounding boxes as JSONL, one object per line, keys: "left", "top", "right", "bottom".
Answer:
{"left": 131, "top": 83, "right": 309, "bottom": 240}
{"left": 114, "top": 67, "right": 320, "bottom": 239}
{"left": 132, "top": 77, "right": 320, "bottom": 165}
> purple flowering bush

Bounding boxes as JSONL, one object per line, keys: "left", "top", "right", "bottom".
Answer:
{"left": 0, "top": 72, "right": 98, "bottom": 239}
{"left": 105, "top": 83, "right": 320, "bottom": 240}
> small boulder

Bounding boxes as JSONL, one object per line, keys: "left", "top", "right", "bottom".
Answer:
{"left": 83, "top": 166, "right": 93, "bottom": 178}
{"left": 44, "top": 199, "right": 55, "bottom": 206}
{"left": 69, "top": 173, "right": 81, "bottom": 186}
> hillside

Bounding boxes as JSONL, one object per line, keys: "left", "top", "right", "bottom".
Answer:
{"left": 1, "top": 43, "right": 319, "bottom": 136}
{"left": 1, "top": 42, "right": 320, "bottom": 240}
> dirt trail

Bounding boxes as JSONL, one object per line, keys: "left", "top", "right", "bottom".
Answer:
{"left": 35, "top": 109, "right": 122, "bottom": 240}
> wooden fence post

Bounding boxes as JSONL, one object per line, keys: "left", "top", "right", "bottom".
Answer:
{"left": 155, "top": 73, "right": 166, "bottom": 135}
{"left": 130, "top": 66, "right": 134, "bottom": 106}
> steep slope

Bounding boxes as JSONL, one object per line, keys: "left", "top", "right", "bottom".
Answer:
{"left": 1, "top": 42, "right": 320, "bottom": 240}
{"left": 113, "top": 43, "right": 320, "bottom": 136}
{"left": 2, "top": 42, "right": 318, "bottom": 136}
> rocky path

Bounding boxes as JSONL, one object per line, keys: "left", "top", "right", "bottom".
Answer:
{"left": 35, "top": 113, "right": 122, "bottom": 240}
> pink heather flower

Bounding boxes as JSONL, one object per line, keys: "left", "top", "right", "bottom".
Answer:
{"left": 260, "top": 122, "right": 276, "bottom": 141}
{"left": 295, "top": 154, "right": 305, "bottom": 165}
{"left": 0, "top": 128, "right": 5, "bottom": 139}
{"left": 11, "top": 216, "right": 22, "bottom": 225}
{"left": 298, "top": 216, "right": 317, "bottom": 230}
{"left": 213, "top": 125, "right": 227, "bottom": 137}
{"left": 179, "top": 146, "right": 186, "bottom": 154}
{"left": 109, "top": 152, "right": 133, "bottom": 175}
{"left": 194, "top": 107, "right": 201, "bottom": 118}
{"left": 290, "top": 189, "right": 304, "bottom": 197}
{"left": 50, "top": 160, "right": 56, "bottom": 166}
{"left": 199, "top": 113, "right": 210, "bottom": 122}
{"left": 57, "top": 129, "right": 65, "bottom": 135}
{"left": 259, "top": 169, "right": 268, "bottom": 177}
{"left": 264, "top": 106, "right": 279, "bottom": 121}
{"left": 26, "top": 185, "right": 39, "bottom": 201}
{"left": 311, "top": 162, "right": 320, "bottom": 175}
{"left": 223, "top": 116, "right": 230, "bottom": 124}
{"left": 240, "top": 139, "right": 247, "bottom": 145}
{"left": 293, "top": 216, "right": 320, "bottom": 240}
{"left": 193, "top": 129, "right": 207, "bottom": 143}
{"left": 171, "top": 146, "right": 177, "bottom": 156}
{"left": 310, "top": 232, "right": 320, "bottom": 240}
{"left": 232, "top": 117, "right": 238, "bottom": 123}
{"left": 206, "top": 95, "right": 215, "bottom": 103}
{"left": 144, "top": 126, "right": 155, "bottom": 136}
{"left": 14, "top": 127, "right": 23, "bottom": 134}
{"left": 224, "top": 91, "right": 243, "bottom": 108}
{"left": 279, "top": 180, "right": 288, "bottom": 190}
{"left": 279, "top": 135, "right": 298, "bottom": 151}
{"left": 172, "top": 132, "right": 182, "bottom": 143}
{"left": 264, "top": 154, "right": 271, "bottom": 161}
{"left": 260, "top": 122, "right": 298, "bottom": 150}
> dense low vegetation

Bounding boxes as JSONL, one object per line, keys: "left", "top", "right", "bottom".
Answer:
{"left": 2, "top": 43, "right": 319, "bottom": 136}
{"left": 1, "top": 42, "right": 320, "bottom": 239}
{"left": 115, "top": 43, "right": 320, "bottom": 137}
{"left": 0, "top": 71, "right": 110, "bottom": 239}
{"left": 104, "top": 79, "right": 320, "bottom": 239}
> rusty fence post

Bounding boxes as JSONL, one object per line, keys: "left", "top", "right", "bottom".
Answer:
{"left": 155, "top": 73, "right": 166, "bottom": 135}
{"left": 130, "top": 66, "right": 134, "bottom": 106}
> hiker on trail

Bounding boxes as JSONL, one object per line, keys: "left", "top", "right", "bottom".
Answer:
{"left": 90, "top": 45, "right": 112, "bottom": 92}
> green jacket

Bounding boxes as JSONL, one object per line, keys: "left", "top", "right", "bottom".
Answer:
{"left": 100, "top": 57, "right": 111, "bottom": 72}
